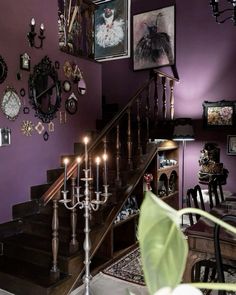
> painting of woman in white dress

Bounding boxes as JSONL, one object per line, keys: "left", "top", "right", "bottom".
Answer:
{"left": 94, "top": 0, "right": 130, "bottom": 61}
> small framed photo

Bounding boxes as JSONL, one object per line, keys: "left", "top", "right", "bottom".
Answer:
{"left": 94, "top": 0, "right": 131, "bottom": 61}
{"left": 202, "top": 100, "right": 236, "bottom": 128}
{"left": 227, "top": 135, "right": 236, "bottom": 155}
{"left": 20, "top": 53, "right": 31, "bottom": 71}
{"left": 133, "top": 5, "right": 175, "bottom": 71}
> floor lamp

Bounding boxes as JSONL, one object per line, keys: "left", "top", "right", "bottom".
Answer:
{"left": 173, "top": 118, "right": 195, "bottom": 223}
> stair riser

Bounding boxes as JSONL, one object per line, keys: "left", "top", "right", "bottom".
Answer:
{"left": 2, "top": 243, "right": 81, "bottom": 273}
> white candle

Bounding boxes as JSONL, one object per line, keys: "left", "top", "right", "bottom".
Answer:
{"left": 84, "top": 137, "right": 89, "bottom": 170}
{"left": 77, "top": 157, "right": 81, "bottom": 187}
{"left": 95, "top": 157, "right": 100, "bottom": 192}
{"left": 103, "top": 154, "right": 108, "bottom": 186}
{"left": 63, "top": 158, "right": 69, "bottom": 191}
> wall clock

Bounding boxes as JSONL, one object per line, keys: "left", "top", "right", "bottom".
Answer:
{"left": 65, "top": 92, "right": 78, "bottom": 115}
{"left": 1, "top": 87, "right": 21, "bottom": 120}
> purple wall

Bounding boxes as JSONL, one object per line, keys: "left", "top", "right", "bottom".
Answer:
{"left": 101, "top": 0, "right": 236, "bottom": 197}
{"left": 0, "top": 0, "right": 102, "bottom": 223}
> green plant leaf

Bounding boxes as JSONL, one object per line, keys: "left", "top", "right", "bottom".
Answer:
{"left": 138, "top": 191, "right": 188, "bottom": 295}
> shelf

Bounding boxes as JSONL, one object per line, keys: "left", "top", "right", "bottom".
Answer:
{"left": 113, "top": 213, "right": 139, "bottom": 228}
{"left": 158, "top": 164, "right": 178, "bottom": 173}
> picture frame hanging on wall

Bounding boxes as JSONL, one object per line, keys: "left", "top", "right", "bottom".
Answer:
{"left": 133, "top": 5, "right": 175, "bottom": 71}
{"left": 94, "top": 0, "right": 131, "bottom": 61}
{"left": 202, "top": 100, "right": 236, "bottom": 128}
{"left": 227, "top": 135, "right": 236, "bottom": 155}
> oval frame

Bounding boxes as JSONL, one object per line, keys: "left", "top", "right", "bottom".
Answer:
{"left": 28, "top": 56, "right": 61, "bottom": 123}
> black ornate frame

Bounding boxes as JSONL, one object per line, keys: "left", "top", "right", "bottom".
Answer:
{"left": 29, "top": 56, "right": 61, "bottom": 123}
{"left": 202, "top": 100, "right": 236, "bottom": 128}
{"left": 0, "top": 55, "right": 8, "bottom": 84}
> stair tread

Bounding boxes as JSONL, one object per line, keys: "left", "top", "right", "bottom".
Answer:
{"left": 3, "top": 233, "right": 70, "bottom": 256}
{"left": 0, "top": 256, "right": 68, "bottom": 288}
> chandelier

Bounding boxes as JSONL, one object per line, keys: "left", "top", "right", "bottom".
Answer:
{"left": 210, "top": 0, "right": 236, "bottom": 25}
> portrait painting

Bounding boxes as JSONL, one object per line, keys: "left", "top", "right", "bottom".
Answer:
{"left": 94, "top": 0, "right": 130, "bottom": 61}
{"left": 133, "top": 5, "right": 175, "bottom": 71}
{"left": 227, "top": 135, "right": 236, "bottom": 155}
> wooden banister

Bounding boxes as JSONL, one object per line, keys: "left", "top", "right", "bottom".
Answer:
{"left": 42, "top": 69, "right": 178, "bottom": 205}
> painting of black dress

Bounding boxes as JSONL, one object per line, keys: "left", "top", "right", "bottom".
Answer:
{"left": 94, "top": 0, "right": 130, "bottom": 61}
{"left": 133, "top": 5, "right": 175, "bottom": 71}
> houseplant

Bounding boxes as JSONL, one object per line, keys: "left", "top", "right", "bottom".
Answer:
{"left": 136, "top": 191, "right": 236, "bottom": 295}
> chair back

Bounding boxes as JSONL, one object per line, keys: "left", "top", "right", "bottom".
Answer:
{"left": 186, "top": 185, "right": 205, "bottom": 226}
{"left": 214, "top": 214, "right": 236, "bottom": 295}
{"left": 210, "top": 177, "right": 225, "bottom": 204}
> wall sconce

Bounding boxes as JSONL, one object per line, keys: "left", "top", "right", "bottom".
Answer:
{"left": 0, "top": 128, "right": 11, "bottom": 147}
{"left": 210, "top": 0, "right": 236, "bottom": 25}
{"left": 27, "top": 18, "right": 45, "bottom": 49}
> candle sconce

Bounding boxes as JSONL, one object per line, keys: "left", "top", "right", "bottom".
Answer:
{"left": 60, "top": 137, "right": 111, "bottom": 295}
{"left": 27, "top": 18, "right": 45, "bottom": 49}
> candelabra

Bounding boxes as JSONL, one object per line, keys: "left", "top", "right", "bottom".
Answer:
{"left": 60, "top": 137, "right": 111, "bottom": 295}
{"left": 27, "top": 18, "right": 45, "bottom": 49}
{"left": 210, "top": 0, "right": 236, "bottom": 25}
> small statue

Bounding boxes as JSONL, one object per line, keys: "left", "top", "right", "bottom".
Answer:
{"left": 144, "top": 173, "right": 153, "bottom": 191}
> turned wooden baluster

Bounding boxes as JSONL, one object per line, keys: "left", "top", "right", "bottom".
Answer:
{"left": 51, "top": 198, "right": 60, "bottom": 279}
{"left": 145, "top": 85, "right": 150, "bottom": 146}
{"left": 69, "top": 176, "right": 79, "bottom": 253}
{"left": 154, "top": 73, "right": 159, "bottom": 124}
{"left": 116, "top": 124, "right": 121, "bottom": 186}
{"left": 136, "top": 97, "right": 142, "bottom": 161}
{"left": 127, "top": 108, "right": 133, "bottom": 170}
{"left": 162, "top": 77, "right": 167, "bottom": 120}
{"left": 169, "top": 79, "right": 175, "bottom": 120}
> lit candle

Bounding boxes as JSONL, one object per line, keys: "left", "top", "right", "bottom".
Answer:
{"left": 77, "top": 157, "right": 81, "bottom": 187}
{"left": 31, "top": 18, "right": 35, "bottom": 32}
{"left": 95, "top": 157, "right": 100, "bottom": 192}
{"left": 63, "top": 158, "right": 69, "bottom": 191}
{"left": 103, "top": 154, "right": 108, "bottom": 186}
{"left": 84, "top": 137, "right": 89, "bottom": 170}
{"left": 40, "top": 23, "right": 44, "bottom": 36}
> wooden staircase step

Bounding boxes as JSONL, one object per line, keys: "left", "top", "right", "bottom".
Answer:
{"left": 3, "top": 233, "right": 71, "bottom": 257}
{"left": 47, "top": 168, "right": 64, "bottom": 183}
{"left": 0, "top": 256, "right": 69, "bottom": 295}
{"left": 12, "top": 199, "right": 42, "bottom": 219}
{"left": 31, "top": 184, "right": 52, "bottom": 200}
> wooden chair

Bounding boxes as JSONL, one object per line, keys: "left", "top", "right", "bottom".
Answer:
{"left": 214, "top": 214, "right": 236, "bottom": 295}
{"left": 186, "top": 185, "right": 205, "bottom": 226}
{"left": 186, "top": 185, "right": 216, "bottom": 287}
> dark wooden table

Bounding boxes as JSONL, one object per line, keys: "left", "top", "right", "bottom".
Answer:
{"left": 183, "top": 201, "right": 236, "bottom": 282}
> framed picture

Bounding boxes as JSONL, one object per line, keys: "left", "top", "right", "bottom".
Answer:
{"left": 133, "top": 5, "right": 175, "bottom": 71}
{"left": 227, "top": 135, "right": 236, "bottom": 155}
{"left": 202, "top": 100, "right": 236, "bottom": 128}
{"left": 94, "top": 0, "right": 130, "bottom": 61}
{"left": 20, "top": 53, "right": 30, "bottom": 71}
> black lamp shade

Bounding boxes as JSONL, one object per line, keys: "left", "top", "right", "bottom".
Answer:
{"left": 173, "top": 118, "right": 195, "bottom": 141}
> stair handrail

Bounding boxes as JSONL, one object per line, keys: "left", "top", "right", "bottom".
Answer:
{"left": 42, "top": 70, "right": 178, "bottom": 205}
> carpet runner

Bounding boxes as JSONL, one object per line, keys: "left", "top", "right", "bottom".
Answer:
{"left": 102, "top": 247, "right": 145, "bottom": 286}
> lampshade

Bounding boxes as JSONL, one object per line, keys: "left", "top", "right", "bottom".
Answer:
{"left": 172, "top": 118, "right": 195, "bottom": 141}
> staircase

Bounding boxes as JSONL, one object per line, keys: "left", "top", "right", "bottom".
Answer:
{"left": 0, "top": 70, "right": 178, "bottom": 295}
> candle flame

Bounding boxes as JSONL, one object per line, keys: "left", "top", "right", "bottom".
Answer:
{"left": 76, "top": 157, "right": 81, "bottom": 163}
{"left": 63, "top": 158, "right": 69, "bottom": 165}
{"left": 95, "top": 156, "right": 101, "bottom": 164}
{"left": 103, "top": 154, "right": 108, "bottom": 161}
{"left": 84, "top": 136, "right": 89, "bottom": 144}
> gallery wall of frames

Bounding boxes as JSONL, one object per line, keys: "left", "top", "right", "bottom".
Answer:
{"left": 0, "top": 0, "right": 102, "bottom": 223}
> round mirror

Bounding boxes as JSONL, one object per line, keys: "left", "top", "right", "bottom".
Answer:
{"left": 78, "top": 78, "right": 86, "bottom": 95}
{"left": 29, "top": 56, "right": 61, "bottom": 123}
{"left": 0, "top": 55, "right": 8, "bottom": 84}
{"left": 1, "top": 87, "right": 21, "bottom": 120}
